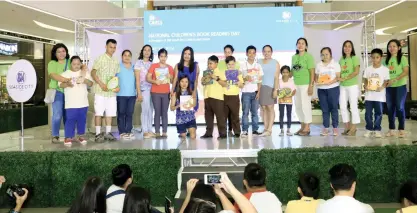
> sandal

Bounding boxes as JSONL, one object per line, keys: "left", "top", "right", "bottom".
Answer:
{"left": 398, "top": 130, "right": 406, "bottom": 138}
{"left": 347, "top": 129, "right": 357, "bottom": 136}
{"left": 333, "top": 128, "right": 339, "bottom": 136}
{"left": 320, "top": 129, "right": 329, "bottom": 136}
{"left": 342, "top": 129, "right": 350, "bottom": 135}
{"left": 299, "top": 130, "right": 311, "bottom": 136}
{"left": 295, "top": 128, "right": 303, "bottom": 135}
{"left": 385, "top": 130, "right": 396, "bottom": 137}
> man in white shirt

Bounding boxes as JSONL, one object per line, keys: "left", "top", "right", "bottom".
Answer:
{"left": 106, "top": 164, "right": 133, "bottom": 213}
{"left": 316, "top": 163, "right": 374, "bottom": 213}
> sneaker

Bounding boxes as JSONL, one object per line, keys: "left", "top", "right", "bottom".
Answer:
{"left": 320, "top": 128, "right": 329, "bottom": 136}
{"left": 279, "top": 130, "right": 285, "bottom": 136}
{"left": 287, "top": 130, "right": 293, "bottom": 136}
{"left": 51, "top": 136, "right": 60, "bottom": 144}
{"left": 234, "top": 133, "right": 240, "bottom": 138}
{"left": 200, "top": 134, "right": 213, "bottom": 139}
{"left": 143, "top": 132, "right": 153, "bottom": 139}
{"left": 104, "top": 133, "right": 117, "bottom": 141}
{"left": 374, "top": 131, "right": 382, "bottom": 138}
{"left": 364, "top": 130, "right": 373, "bottom": 138}
{"left": 95, "top": 133, "right": 105, "bottom": 143}
{"left": 129, "top": 133, "right": 135, "bottom": 139}
{"left": 120, "top": 133, "right": 130, "bottom": 140}
{"left": 241, "top": 131, "right": 248, "bottom": 138}
{"left": 77, "top": 136, "right": 87, "bottom": 145}
{"left": 64, "top": 138, "right": 72, "bottom": 146}
{"left": 252, "top": 131, "right": 261, "bottom": 135}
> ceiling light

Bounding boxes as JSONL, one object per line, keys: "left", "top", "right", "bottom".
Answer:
{"left": 34, "top": 20, "right": 75, "bottom": 34}
{"left": 0, "top": 28, "right": 61, "bottom": 42}
{"left": 401, "top": 26, "right": 417, "bottom": 33}
{"left": 375, "top": 26, "right": 396, "bottom": 35}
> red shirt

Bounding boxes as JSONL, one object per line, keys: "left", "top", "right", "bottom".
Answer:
{"left": 148, "top": 63, "right": 174, "bottom": 93}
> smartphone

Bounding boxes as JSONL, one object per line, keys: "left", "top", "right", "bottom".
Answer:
{"left": 165, "top": 196, "right": 171, "bottom": 213}
{"left": 204, "top": 174, "right": 221, "bottom": 185}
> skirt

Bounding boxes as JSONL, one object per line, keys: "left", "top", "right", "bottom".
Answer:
{"left": 259, "top": 85, "right": 277, "bottom": 106}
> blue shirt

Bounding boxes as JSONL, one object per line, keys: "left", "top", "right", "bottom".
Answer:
{"left": 117, "top": 63, "right": 136, "bottom": 97}
{"left": 260, "top": 59, "right": 278, "bottom": 88}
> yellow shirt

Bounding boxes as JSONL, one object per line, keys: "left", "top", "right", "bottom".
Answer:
{"left": 285, "top": 197, "right": 324, "bottom": 213}
{"left": 398, "top": 206, "right": 417, "bottom": 213}
{"left": 218, "top": 60, "right": 241, "bottom": 73}
{"left": 223, "top": 70, "right": 243, "bottom": 96}
{"left": 203, "top": 68, "right": 226, "bottom": 101}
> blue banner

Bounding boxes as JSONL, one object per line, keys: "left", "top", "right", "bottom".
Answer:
{"left": 144, "top": 7, "right": 304, "bottom": 54}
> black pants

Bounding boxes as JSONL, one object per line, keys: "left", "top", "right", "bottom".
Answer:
{"left": 279, "top": 104, "right": 292, "bottom": 129}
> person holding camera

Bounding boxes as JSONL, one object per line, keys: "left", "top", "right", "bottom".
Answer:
{"left": 0, "top": 176, "right": 29, "bottom": 213}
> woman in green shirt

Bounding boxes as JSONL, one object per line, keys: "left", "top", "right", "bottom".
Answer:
{"left": 339, "top": 40, "right": 361, "bottom": 136}
{"left": 385, "top": 39, "right": 409, "bottom": 138}
{"left": 48, "top": 43, "right": 72, "bottom": 144}
{"left": 292, "top": 38, "right": 315, "bottom": 136}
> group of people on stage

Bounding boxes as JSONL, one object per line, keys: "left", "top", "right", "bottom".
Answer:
{"left": 47, "top": 37, "right": 409, "bottom": 145}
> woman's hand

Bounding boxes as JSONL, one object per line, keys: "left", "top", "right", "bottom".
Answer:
{"left": 113, "top": 87, "right": 120, "bottom": 93}
{"left": 272, "top": 90, "right": 278, "bottom": 99}
{"left": 137, "top": 93, "right": 143, "bottom": 102}
{"left": 155, "top": 80, "right": 163, "bottom": 85}
{"left": 0, "top": 176, "right": 5, "bottom": 185}
{"left": 219, "top": 172, "right": 236, "bottom": 194}
{"left": 213, "top": 184, "right": 225, "bottom": 196}
{"left": 308, "top": 85, "right": 314, "bottom": 96}
{"left": 186, "top": 179, "right": 199, "bottom": 196}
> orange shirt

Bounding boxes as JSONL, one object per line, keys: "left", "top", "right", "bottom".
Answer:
{"left": 148, "top": 63, "right": 174, "bottom": 93}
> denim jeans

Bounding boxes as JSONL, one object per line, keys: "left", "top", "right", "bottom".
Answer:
{"left": 386, "top": 85, "right": 407, "bottom": 130}
{"left": 117, "top": 96, "right": 136, "bottom": 134}
{"left": 65, "top": 107, "right": 88, "bottom": 138}
{"left": 51, "top": 91, "right": 66, "bottom": 137}
{"left": 318, "top": 86, "right": 340, "bottom": 128}
{"left": 241, "top": 92, "right": 259, "bottom": 132}
{"left": 365, "top": 101, "right": 383, "bottom": 131}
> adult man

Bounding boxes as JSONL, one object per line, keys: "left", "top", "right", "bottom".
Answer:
{"left": 106, "top": 164, "right": 133, "bottom": 213}
{"left": 91, "top": 39, "right": 120, "bottom": 142}
{"left": 316, "top": 163, "right": 374, "bottom": 213}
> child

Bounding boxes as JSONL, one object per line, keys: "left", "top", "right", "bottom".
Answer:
{"left": 224, "top": 56, "right": 244, "bottom": 138}
{"left": 278, "top": 65, "right": 296, "bottom": 136}
{"left": 363, "top": 48, "right": 390, "bottom": 138}
{"left": 59, "top": 56, "right": 93, "bottom": 146}
{"left": 170, "top": 76, "right": 197, "bottom": 139}
{"left": 200, "top": 55, "right": 228, "bottom": 139}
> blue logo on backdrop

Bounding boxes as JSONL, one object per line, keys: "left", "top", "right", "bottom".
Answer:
{"left": 144, "top": 7, "right": 304, "bottom": 54}
{"left": 17, "top": 71, "right": 25, "bottom": 84}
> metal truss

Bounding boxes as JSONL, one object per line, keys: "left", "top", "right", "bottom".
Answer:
{"left": 74, "top": 18, "right": 144, "bottom": 62}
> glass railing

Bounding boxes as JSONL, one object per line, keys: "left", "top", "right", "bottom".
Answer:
{"left": 108, "top": 0, "right": 147, "bottom": 8}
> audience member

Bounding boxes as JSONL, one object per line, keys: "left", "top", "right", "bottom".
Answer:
{"left": 316, "top": 163, "right": 374, "bottom": 213}
{"left": 234, "top": 163, "right": 282, "bottom": 213}
{"left": 1, "top": 176, "right": 29, "bottom": 213}
{"left": 122, "top": 185, "right": 158, "bottom": 213}
{"left": 179, "top": 179, "right": 216, "bottom": 213}
{"left": 285, "top": 173, "right": 324, "bottom": 213}
{"left": 107, "top": 164, "right": 133, "bottom": 213}
{"left": 397, "top": 180, "right": 417, "bottom": 213}
{"left": 67, "top": 176, "right": 106, "bottom": 213}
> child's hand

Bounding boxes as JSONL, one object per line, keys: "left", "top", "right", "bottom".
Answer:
{"left": 376, "top": 87, "right": 384, "bottom": 92}
{"left": 113, "top": 87, "right": 120, "bottom": 93}
{"left": 155, "top": 80, "right": 163, "bottom": 85}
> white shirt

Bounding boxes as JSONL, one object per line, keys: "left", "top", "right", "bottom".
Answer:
{"left": 316, "top": 196, "right": 374, "bottom": 213}
{"left": 315, "top": 59, "right": 341, "bottom": 89}
{"left": 363, "top": 65, "right": 390, "bottom": 102}
{"left": 59, "top": 70, "right": 92, "bottom": 109}
{"left": 240, "top": 61, "right": 264, "bottom": 93}
{"left": 106, "top": 185, "right": 125, "bottom": 213}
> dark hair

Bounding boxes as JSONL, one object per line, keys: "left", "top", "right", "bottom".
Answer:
{"left": 139, "top": 44, "right": 154, "bottom": 62}
{"left": 158, "top": 48, "right": 168, "bottom": 57}
{"left": 399, "top": 180, "right": 417, "bottom": 205}
{"left": 224, "top": 44, "right": 234, "bottom": 53}
{"left": 246, "top": 45, "right": 256, "bottom": 53}
{"left": 175, "top": 75, "right": 192, "bottom": 102}
{"left": 67, "top": 176, "right": 106, "bottom": 213}
{"left": 321, "top": 47, "right": 332, "bottom": 62}
{"left": 244, "top": 163, "right": 266, "bottom": 188}
{"left": 225, "top": 56, "right": 236, "bottom": 64}
{"left": 122, "top": 185, "right": 151, "bottom": 213}
{"left": 51, "top": 43, "right": 70, "bottom": 61}
{"left": 106, "top": 39, "right": 117, "bottom": 45}
{"left": 342, "top": 40, "right": 356, "bottom": 59}
{"left": 184, "top": 198, "right": 216, "bottom": 213}
{"left": 262, "top": 45, "right": 273, "bottom": 52}
{"left": 371, "top": 48, "right": 383, "bottom": 57}
{"left": 122, "top": 49, "right": 132, "bottom": 57}
{"left": 70, "top": 56, "right": 81, "bottom": 64}
{"left": 386, "top": 39, "right": 403, "bottom": 65}
{"left": 208, "top": 55, "right": 219, "bottom": 63}
{"left": 329, "top": 163, "right": 357, "bottom": 191}
{"left": 298, "top": 173, "right": 320, "bottom": 199}
{"left": 190, "top": 181, "right": 217, "bottom": 204}
{"left": 296, "top": 37, "right": 308, "bottom": 54}
{"left": 280, "top": 65, "right": 291, "bottom": 74}
{"left": 178, "top": 46, "right": 196, "bottom": 74}
{"left": 112, "top": 164, "right": 132, "bottom": 187}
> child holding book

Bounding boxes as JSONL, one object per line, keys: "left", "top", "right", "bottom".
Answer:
{"left": 59, "top": 56, "right": 93, "bottom": 146}
{"left": 278, "top": 65, "right": 296, "bottom": 136}
{"left": 200, "top": 55, "right": 228, "bottom": 139}
{"left": 224, "top": 56, "right": 244, "bottom": 138}
{"left": 363, "top": 48, "right": 390, "bottom": 138}
{"left": 170, "top": 76, "right": 197, "bottom": 139}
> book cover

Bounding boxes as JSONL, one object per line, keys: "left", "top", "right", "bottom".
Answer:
{"left": 226, "top": 70, "right": 239, "bottom": 86}
{"left": 107, "top": 76, "right": 119, "bottom": 90}
{"left": 318, "top": 73, "right": 331, "bottom": 84}
{"left": 244, "top": 68, "right": 260, "bottom": 84}
{"left": 180, "top": 95, "right": 193, "bottom": 111}
{"left": 202, "top": 69, "right": 214, "bottom": 85}
{"left": 155, "top": 67, "right": 170, "bottom": 84}
{"left": 367, "top": 77, "right": 381, "bottom": 91}
{"left": 278, "top": 88, "right": 293, "bottom": 104}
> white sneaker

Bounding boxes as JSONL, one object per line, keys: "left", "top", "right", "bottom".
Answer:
{"left": 364, "top": 130, "right": 374, "bottom": 137}
{"left": 374, "top": 131, "right": 382, "bottom": 138}
{"left": 279, "top": 130, "right": 285, "bottom": 136}
{"left": 120, "top": 133, "right": 130, "bottom": 140}
{"left": 129, "top": 133, "right": 135, "bottom": 139}
{"left": 241, "top": 131, "right": 248, "bottom": 138}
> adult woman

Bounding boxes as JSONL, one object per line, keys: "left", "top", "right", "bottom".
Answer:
{"left": 292, "top": 38, "right": 315, "bottom": 136}
{"left": 315, "top": 47, "right": 341, "bottom": 136}
{"left": 172, "top": 46, "right": 200, "bottom": 111}
{"left": 147, "top": 48, "right": 174, "bottom": 138}
{"left": 67, "top": 176, "right": 106, "bottom": 213}
{"left": 122, "top": 185, "right": 153, "bottom": 213}
{"left": 385, "top": 39, "right": 409, "bottom": 138}
{"left": 396, "top": 180, "right": 417, "bottom": 213}
{"left": 259, "top": 45, "right": 280, "bottom": 137}
{"left": 48, "top": 43, "right": 71, "bottom": 144}
{"left": 116, "top": 50, "right": 137, "bottom": 140}
{"left": 339, "top": 40, "right": 361, "bottom": 136}
{"left": 135, "top": 45, "right": 155, "bottom": 139}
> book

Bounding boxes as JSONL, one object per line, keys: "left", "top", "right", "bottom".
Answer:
{"left": 318, "top": 73, "right": 331, "bottom": 84}
{"left": 226, "top": 70, "right": 239, "bottom": 86}
{"left": 202, "top": 69, "right": 214, "bottom": 85}
{"left": 107, "top": 76, "right": 119, "bottom": 90}
{"left": 180, "top": 95, "right": 193, "bottom": 111}
{"left": 244, "top": 68, "right": 260, "bottom": 84}
{"left": 155, "top": 67, "right": 170, "bottom": 84}
{"left": 278, "top": 88, "right": 293, "bottom": 104}
{"left": 367, "top": 77, "right": 381, "bottom": 91}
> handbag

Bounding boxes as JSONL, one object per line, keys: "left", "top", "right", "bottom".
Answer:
{"left": 44, "top": 60, "right": 68, "bottom": 104}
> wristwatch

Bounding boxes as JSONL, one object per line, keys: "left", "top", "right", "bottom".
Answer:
{"left": 216, "top": 76, "right": 220, "bottom": 81}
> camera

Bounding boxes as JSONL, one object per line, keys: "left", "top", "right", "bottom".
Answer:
{"left": 6, "top": 184, "right": 28, "bottom": 199}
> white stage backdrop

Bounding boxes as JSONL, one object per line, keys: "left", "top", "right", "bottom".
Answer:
{"left": 304, "top": 24, "right": 364, "bottom": 98}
